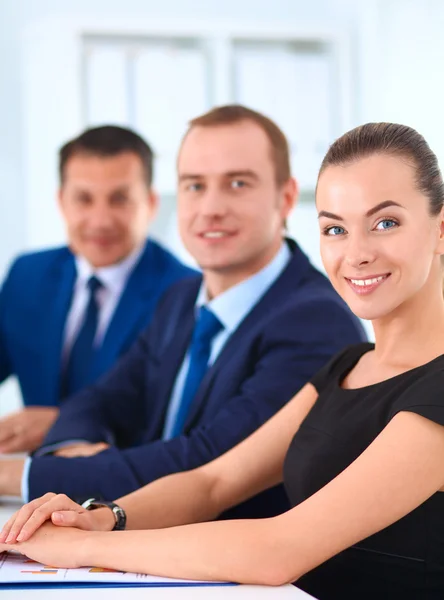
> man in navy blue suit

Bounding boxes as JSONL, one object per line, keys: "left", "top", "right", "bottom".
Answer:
{"left": 0, "top": 125, "right": 195, "bottom": 453}
{"left": 0, "top": 106, "right": 366, "bottom": 518}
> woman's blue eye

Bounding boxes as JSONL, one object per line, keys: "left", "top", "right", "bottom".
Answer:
{"left": 375, "top": 219, "right": 398, "bottom": 231}
{"left": 325, "top": 226, "right": 345, "bottom": 236}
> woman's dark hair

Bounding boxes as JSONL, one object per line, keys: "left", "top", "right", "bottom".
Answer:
{"left": 318, "top": 122, "right": 444, "bottom": 216}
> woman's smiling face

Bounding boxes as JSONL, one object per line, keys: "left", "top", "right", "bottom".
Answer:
{"left": 316, "top": 153, "right": 444, "bottom": 321}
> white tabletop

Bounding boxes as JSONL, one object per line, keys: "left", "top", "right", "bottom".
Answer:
{"left": 0, "top": 501, "right": 314, "bottom": 599}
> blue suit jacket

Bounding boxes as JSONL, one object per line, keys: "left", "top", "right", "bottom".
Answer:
{"left": 0, "top": 239, "right": 195, "bottom": 407}
{"left": 30, "top": 240, "right": 366, "bottom": 517}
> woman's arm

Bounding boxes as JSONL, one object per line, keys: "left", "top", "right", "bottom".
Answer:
{"left": 71, "top": 411, "right": 444, "bottom": 584}
{"left": 4, "top": 409, "right": 444, "bottom": 587}
{"left": 1, "top": 382, "right": 319, "bottom": 540}
{"left": 120, "top": 380, "right": 318, "bottom": 530}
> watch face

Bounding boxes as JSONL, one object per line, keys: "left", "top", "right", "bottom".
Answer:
{"left": 112, "top": 505, "right": 127, "bottom": 531}
{"left": 82, "top": 498, "right": 126, "bottom": 530}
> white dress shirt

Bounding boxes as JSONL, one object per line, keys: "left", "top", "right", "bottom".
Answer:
{"left": 21, "top": 244, "right": 145, "bottom": 501}
{"left": 62, "top": 245, "right": 145, "bottom": 364}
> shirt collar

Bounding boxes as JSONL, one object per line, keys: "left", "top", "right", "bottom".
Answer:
{"left": 74, "top": 244, "right": 145, "bottom": 293}
{"left": 196, "top": 241, "right": 292, "bottom": 334}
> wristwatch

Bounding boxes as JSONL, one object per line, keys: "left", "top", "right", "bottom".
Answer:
{"left": 81, "top": 498, "right": 127, "bottom": 531}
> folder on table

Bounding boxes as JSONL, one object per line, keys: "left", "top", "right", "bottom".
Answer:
{"left": 0, "top": 551, "right": 235, "bottom": 589}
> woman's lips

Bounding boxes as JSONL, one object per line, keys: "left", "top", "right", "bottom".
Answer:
{"left": 345, "top": 273, "right": 391, "bottom": 295}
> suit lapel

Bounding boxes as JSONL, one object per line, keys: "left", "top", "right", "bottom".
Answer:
{"left": 45, "top": 250, "right": 76, "bottom": 403}
{"left": 94, "top": 242, "right": 157, "bottom": 373}
{"left": 183, "top": 241, "right": 311, "bottom": 429}
{"left": 143, "top": 281, "right": 200, "bottom": 439}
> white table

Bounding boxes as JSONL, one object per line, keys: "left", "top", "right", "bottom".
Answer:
{"left": 0, "top": 501, "right": 315, "bottom": 599}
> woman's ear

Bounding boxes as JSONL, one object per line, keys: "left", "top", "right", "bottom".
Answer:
{"left": 436, "top": 206, "right": 444, "bottom": 255}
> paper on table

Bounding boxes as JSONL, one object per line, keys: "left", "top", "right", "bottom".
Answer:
{"left": 0, "top": 551, "right": 233, "bottom": 588}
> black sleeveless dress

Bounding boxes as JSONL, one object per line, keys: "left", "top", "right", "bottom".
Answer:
{"left": 283, "top": 343, "right": 444, "bottom": 599}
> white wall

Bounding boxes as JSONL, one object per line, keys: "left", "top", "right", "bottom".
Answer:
{"left": 0, "top": 0, "right": 362, "bottom": 275}
{"left": 4, "top": 0, "right": 444, "bottom": 273}
{"left": 0, "top": 3, "right": 26, "bottom": 278}
{"left": 375, "top": 0, "right": 444, "bottom": 163}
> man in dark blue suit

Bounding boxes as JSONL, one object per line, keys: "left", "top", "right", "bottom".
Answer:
{"left": 0, "top": 107, "right": 366, "bottom": 518}
{"left": 0, "top": 125, "right": 195, "bottom": 453}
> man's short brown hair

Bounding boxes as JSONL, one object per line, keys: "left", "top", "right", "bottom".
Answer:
{"left": 59, "top": 125, "right": 154, "bottom": 186}
{"left": 187, "top": 105, "right": 291, "bottom": 186}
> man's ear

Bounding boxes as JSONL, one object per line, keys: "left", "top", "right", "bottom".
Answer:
{"left": 147, "top": 189, "right": 159, "bottom": 220}
{"left": 280, "top": 177, "right": 298, "bottom": 227}
{"left": 57, "top": 188, "right": 66, "bottom": 215}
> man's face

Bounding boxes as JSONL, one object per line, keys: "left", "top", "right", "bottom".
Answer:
{"left": 59, "top": 152, "right": 157, "bottom": 267}
{"left": 177, "top": 121, "right": 296, "bottom": 290}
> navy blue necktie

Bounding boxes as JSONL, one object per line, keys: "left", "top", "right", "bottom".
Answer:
{"left": 170, "top": 306, "right": 223, "bottom": 437}
{"left": 63, "top": 275, "right": 103, "bottom": 397}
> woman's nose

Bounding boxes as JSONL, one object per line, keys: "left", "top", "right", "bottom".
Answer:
{"left": 344, "top": 238, "right": 376, "bottom": 269}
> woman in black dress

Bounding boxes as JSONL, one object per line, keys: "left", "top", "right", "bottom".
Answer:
{"left": 3, "top": 122, "right": 444, "bottom": 599}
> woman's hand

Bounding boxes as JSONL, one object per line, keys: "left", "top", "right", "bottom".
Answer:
{"left": 0, "top": 493, "right": 115, "bottom": 544}
{"left": 0, "top": 522, "right": 89, "bottom": 569}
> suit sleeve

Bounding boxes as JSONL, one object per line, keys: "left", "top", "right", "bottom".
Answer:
{"left": 28, "top": 296, "right": 365, "bottom": 500}
{"left": 41, "top": 325, "right": 154, "bottom": 449}
{"left": 0, "top": 261, "right": 18, "bottom": 384}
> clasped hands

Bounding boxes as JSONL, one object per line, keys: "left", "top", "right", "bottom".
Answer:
{"left": 0, "top": 493, "right": 115, "bottom": 568}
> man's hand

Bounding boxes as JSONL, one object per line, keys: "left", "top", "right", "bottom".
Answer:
{"left": 0, "top": 493, "right": 115, "bottom": 544}
{"left": 0, "top": 407, "right": 59, "bottom": 454}
{"left": 0, "top": 458, "right": 25, "bottom": 496}
{"left": 0, "top": 521, "right": 89, "bottom": 569}
{"left": 54, "top": 442, "right": 110, "bottom": 458}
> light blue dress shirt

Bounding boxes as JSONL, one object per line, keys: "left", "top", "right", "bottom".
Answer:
{"left": 162, "top": 242, "right": 291, "bottom": 440}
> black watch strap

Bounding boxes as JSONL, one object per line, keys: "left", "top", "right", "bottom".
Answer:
{"left": 81, "top": 498, "right": 127, "bottom": 531}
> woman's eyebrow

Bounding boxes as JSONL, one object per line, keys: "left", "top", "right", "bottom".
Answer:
{"left": 366, "top": 200, "right": 405, "bottom": 217}
{"left": 318, "top": 210, "right": 342, "bottom": 220}
{"left": 318, "top": 200, "right": 405, "bottom": 220}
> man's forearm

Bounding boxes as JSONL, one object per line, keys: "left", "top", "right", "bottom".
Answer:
{"left": 0, "top": 458, "right": 24, "bottom": 496}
